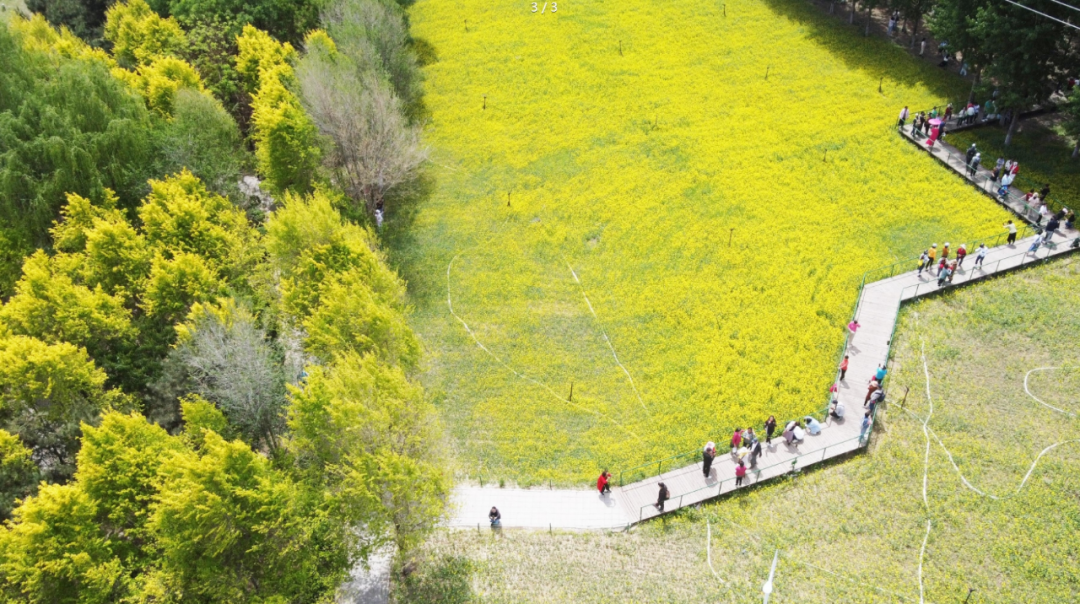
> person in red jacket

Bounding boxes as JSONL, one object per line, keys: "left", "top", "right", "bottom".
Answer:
{"left": 735, "top": 461, "right": 747, "bottom": 487}
{"left": 597, "top": 470, "right": 612, "bottom": 494}
{"left": 956, "top": 244, "right": 967, "bottom": 267}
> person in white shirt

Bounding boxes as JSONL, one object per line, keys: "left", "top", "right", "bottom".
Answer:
{"left": 974, "top": 244, "right": 989, "bottom": 268}
{"left": 830, "top": 398, "right": 846, "bottom": 419}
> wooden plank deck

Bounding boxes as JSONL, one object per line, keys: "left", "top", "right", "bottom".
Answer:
{"left": 616, "top": 231, "right": 1078, "bottom": 524}
{"left": 450, "top": 115, "right": 1079, "bottom": 531}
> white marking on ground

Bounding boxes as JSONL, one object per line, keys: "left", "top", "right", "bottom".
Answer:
{"left": 916, "top": 340, "right": 934, "bottom": 604}
{"left": 446, "top": 253, "right": 643, "bottom": 443}
{"left": 567, "top": 262, "right": 649, "bottom": 414}
{"left": 1024, "top": 367, "right": 1077, "bottom": 417}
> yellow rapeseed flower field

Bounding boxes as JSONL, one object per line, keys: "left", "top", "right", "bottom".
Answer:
{"left": 394, "top": 0, "right": 1012, "bottom": 484}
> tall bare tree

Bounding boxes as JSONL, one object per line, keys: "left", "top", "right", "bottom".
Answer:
{"left": 296, "top": 50, "right": 427, "bottom": 214}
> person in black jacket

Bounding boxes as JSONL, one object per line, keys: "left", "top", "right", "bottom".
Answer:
{"left": 655, "top": 483, "right": 670, "bottom": 511}
{"left": 702, "top": 442, "right": 716, "bottom": 478}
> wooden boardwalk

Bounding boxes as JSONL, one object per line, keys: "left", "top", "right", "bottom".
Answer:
{"left": 449, "top": 119, "right": 1079, "bottom": 531}
{"left": 614, "top": 231, "right": 1078, "bottom": 523}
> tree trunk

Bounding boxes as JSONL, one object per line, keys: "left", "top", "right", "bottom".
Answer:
{"left": 830, "top": 1, "right": 835, "bottom": 14}
{"left": 910, "top": 16, "right": 919, "bottom": 49}
{"left": 1004, "top": 110, "right": 1020, "bottom": 146}
{"left": 1072, "top": 138, "right": 1079, "bottom": 159}
{"left": 850, "top": 1, "right": 856, "bottom": 24}
{"left": 967, "top": 71, "right": 978, "bottom": 105}
{"left": 865, "top": 5, "right": 872, "bottom": 36}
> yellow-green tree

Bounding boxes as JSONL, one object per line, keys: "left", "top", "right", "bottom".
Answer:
{"left": 238, "top": 25, "right": 321, "bottom": 195}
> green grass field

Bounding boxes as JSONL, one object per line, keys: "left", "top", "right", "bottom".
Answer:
{"left": 397, "top": 257, "right": 1080, "bottom": 603}
{"left": 950, "top": 114, "right": 1080, "bottom": 213}
{"left": 391, "top": 0, "right": 1014, "bottom": 484}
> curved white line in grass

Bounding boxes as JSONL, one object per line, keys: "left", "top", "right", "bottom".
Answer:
{"left": 567, "top": 262, "right": 649, "bottom": 414}
{"left": 1024, "top": 367, "right": 1076, "bottom": 417}
{"left": 916, "top": 340, "right": 934, "bottom": 604}
{"left": 706, "top": 520, "right": 726, "bottom": 584}
{"left": 909, "top": 364, "right": 1080, "bottom": 500}
{"left": 446, "top": 253, "right": 644, "bottom": 443}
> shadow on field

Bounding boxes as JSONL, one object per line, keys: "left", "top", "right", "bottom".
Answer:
{"left": 758, "top": 0, "right": 962, "bottom": 99}
{"left": 381, "top": 169, "right": 440, "bottom": 296}
{"left": 396, "top": 554, "right": 474, "bottom": 604}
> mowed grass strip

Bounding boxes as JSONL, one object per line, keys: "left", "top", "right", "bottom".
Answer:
{"left": 394, "top": 0, "right": 1012, "bottom": 484}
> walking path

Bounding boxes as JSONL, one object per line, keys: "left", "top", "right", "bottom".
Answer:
{"left": 898, "top": 121, "right": 1066, "bottom": 221}
{"left": 447, "top": 116, "right": 1079, "bottom": 532}
{"left": 450, "top": 230, "right": 1078, "bottom": 530}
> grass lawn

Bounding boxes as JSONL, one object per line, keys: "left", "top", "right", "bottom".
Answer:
{"left": 397, "top": 257, "right": 1080, "bottom": 603}
{"left": 392, "top": 0, "right": 1014, "bottom": 484}
{"left": 950, "top": 114, "right": 1080, "bottom": 213}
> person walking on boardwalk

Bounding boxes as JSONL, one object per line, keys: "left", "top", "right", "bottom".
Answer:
{"left": 702, "top": 442, "right": 716, "bottom": 478}
{"left": 898, "top": 106, "right": 909, "bottom": 128}
{"left": 598, "top": 470, "right": 612, "bottom": 494}
{"left": 1005, "top": 221, "right": 1018, "bottom": 246}
{"left": 974, "top": 243, "right": 989, "bottom": 268}
{"left": 748, "top": 438, "right": 763, "bottom": 467}
{"left": 860, "top": 411, "right": 873, "bottom": 443}
{"left": 965, "top": 144, "right": 977, "bottom": 165}
{"left": 874, "top": 364, "right": 887, "bottom": 383}
{"left": 839, "top": 354, "right": 850, "bottom": 381}
{"left": 1040, "top": 183, "right": 1051, "bottom": 201}
{"left": 1044, "top": 218, "right": 1060, "bottom": 243}
{"left": 730, "top": 428, "right": 742, "bottom": 452}
{"left": 917, "top": 250, "right": 930, "bottom": 275}
{"left": 968, "top": 153, "right": 981, "bottom": 177}
{"left": 956, "top": 244, "right": 967, "bottom": 267}
{"left": 764, "top": 415, "right": 777, "bottom": 444}
{"left": 941, "top": 242, "right": 950, "bottom": 262}
{"left": 655, "top": 482, "right": 670, "bottom": 511}
{"left": 936, "top": 256, "right": 947, "bottom": 276}
{"left": 947, "top": 260, "right": 958, "bottom": 283}
{"left": 927, "top": 243, "right": 937, "bottom": 269}
{"left": 1027, "top": 237, "right": 1042, "bottom": 255}
{"left": 735, "top": 461, "right": 747, "bottom": 487}
{"left": 847, "top": 319, "right": 860, "bottom": 345}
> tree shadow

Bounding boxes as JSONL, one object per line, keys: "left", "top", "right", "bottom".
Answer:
{"left": 758, "top": 0, "right": 965, "bottom": 97}
{"left": 396, "top": 554, "right": 474, "bottom": 604}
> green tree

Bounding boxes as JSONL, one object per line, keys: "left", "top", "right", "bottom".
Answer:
{"left": 0, "top": 430, "right": 39, "bottom": 522}
{"left": 1062, "top": 88, "right": 1080, "bottom": 158}
{"left": 0, "top": 482, "right": 126, "bottom": 604}
{"left": 0, "top": 18, "right": 158, "bottom": 294}
{"left": 266, "top": 188, "right": 407, "bottom": 320}
{"left": 303, "top": 268, "right": 420, "bottom": 370}
{"left": 75, "top": 412, "right": 184, "bottom": 565}
{"left": 0, "top": 335, "right": 133, "bottom": 482}
{"left": 287, "top": 353, "right": 448, "bottom": 553}
{"left": 150, "top": 430, "right": 348, "bottom": 602}
{"left": 152, "top": 88, "right": 251, "bottom": 202}
{"left": 103, "top": 0, "right": 188, "bottom": 67}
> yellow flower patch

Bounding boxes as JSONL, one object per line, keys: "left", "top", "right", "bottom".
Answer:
{"left": 397, "top": 0, "right": 1012, "bottom": 484}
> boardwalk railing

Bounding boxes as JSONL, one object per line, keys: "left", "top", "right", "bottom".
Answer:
{"left": 636, "top": 431, "right": 871, "bottom": 521}
{"left": 618, "top": 234, "right": 1079, "bottom": 518}
{"left": 905, "top": 122, "right": 1067, "bottom": 216}
{"left": 618, "top": 223, "right": 1036, "bottom": 488}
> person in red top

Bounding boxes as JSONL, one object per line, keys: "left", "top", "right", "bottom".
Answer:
{"left": 956, "top": 244, "right": 967, "bottom": 267}
{"left": 839, "top": 354, "right": 850, "bottom": 381}
{"left": 735, "top": 461, "right": 747, "bottom": 487}
{"left": 597, "top": 470, "right": 612, "bottom": 494}
{"left": 730, "top": 428, "right": 742, "bottom": 451}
